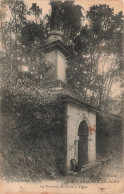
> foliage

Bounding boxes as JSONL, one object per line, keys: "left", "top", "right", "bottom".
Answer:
{"left": 29, "top": 3, "right": 42, "bottom": 23}
{"left": 45, "top": 2, "right": 123, "bottom": 111}
{"left": 0, "top": 0, "right": 51, "bottom": 91}
{"left": 0, "top": 0, "right": 123, "bottom": 180}
{"left": 0, "top": 88, "right": 67, "bottom": 180}
{"left": 47, "top": 0, "right": 83, "bottom": 49}
{"left": 0, "top": 0, "right": 67, "bottom": 180}
{"left": 96, "top": 112, "right": 122, "bottom": 162}
{"left": 67, "top": 5, "right": 123, "bottom": 110}
{"left": 0, "top": 1, "right": 123, "bottom": 110}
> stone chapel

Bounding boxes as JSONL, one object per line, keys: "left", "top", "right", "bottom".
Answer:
{"left": 42, "top": 30, "right": 98, "bottom": 173}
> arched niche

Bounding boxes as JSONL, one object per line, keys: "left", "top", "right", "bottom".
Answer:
{"left": 78, "top": 120, "right": 88, "bottom": 169}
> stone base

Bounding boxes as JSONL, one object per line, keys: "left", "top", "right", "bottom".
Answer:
{"left": 79, "top": 161, "right": 103, "bottom": 178}
{"left": 68, "top": 161, "right": 103, "bottom": 179}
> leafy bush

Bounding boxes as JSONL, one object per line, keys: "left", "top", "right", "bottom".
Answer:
{"left": 96, "top": 112, "right": 122, "bottom": 162}
{"left": 0, "top": 88, "right": 66, "bottom": 181}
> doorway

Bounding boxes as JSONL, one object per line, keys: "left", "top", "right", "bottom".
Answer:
{"left": 78, "top": 120, "right": 88, "bottom": 169}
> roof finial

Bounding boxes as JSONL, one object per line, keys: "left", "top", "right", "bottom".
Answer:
{"left": 47, "top": 30, "right": 64, "bottom": 43}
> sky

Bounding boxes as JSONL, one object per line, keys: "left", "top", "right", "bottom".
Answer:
{"left": 25, "top": 0, "right": 123, "bottom": 15}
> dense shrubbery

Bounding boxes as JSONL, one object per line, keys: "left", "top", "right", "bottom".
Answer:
{"left": 96, "top": 113, "right": 123, "bottom": 163}
{"left": 0, "top": 89, "right": 66, "bottom": 181}
{"left": 0, "top": 0, "right": 123, "bottom": 181}
{"left": 0, "top": 0, "right": 123, "bottom": 111}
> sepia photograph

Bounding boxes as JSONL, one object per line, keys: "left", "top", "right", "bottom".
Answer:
{"left": 0, "top": 0, "right": 123, "bottom": 193}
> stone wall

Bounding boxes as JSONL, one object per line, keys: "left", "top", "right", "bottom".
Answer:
{"left": 44, "top": 50, "right": 57, "bottom": 81}
{"left": 66, "top": 102, "right": 96, "bottom": 171}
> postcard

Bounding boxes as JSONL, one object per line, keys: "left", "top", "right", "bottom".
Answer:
{"left": 0, "top": 0, "right": 123, "bottom": 193}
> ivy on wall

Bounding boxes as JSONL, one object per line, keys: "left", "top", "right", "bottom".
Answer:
{"left": 0, "top": 86, "right": 67, "bottom": 181}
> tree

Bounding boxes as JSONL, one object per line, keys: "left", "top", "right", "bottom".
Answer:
{"left": 29, "top": 3, "right": 42, "bottom": 24}
{"left": 0, "top": 1, "right": 122, "bottom": 112}
{"left": 67, "top": 5, "right": 123, "bottom": 110}
{"left": 0, "top": 0, "right": 51, "bottom": 92}
{"left": 47, "top": 2, "right": 123, "bottom": 111}
{"left": 0, "top": 0, "right": 123, "bottom": 180}
{"left": 47, "top": 0, "right": 83, "bottom": 47}
{"left": 0, "top": 1, "right": 63, "bottom": 180}
{"left": 0, "top": 0, "right": 27, "bottom": 89}
{"left": 87, "top": 5, "right": 123, "bottom": 110}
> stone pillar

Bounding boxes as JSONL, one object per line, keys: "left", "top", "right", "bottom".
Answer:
{"left": 42, "top": 30, "right": 69, "bottom": 83}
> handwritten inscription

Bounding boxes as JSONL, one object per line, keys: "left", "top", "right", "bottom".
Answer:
{"left": 88, "top": 124, "right": 96, "bottom": 134}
